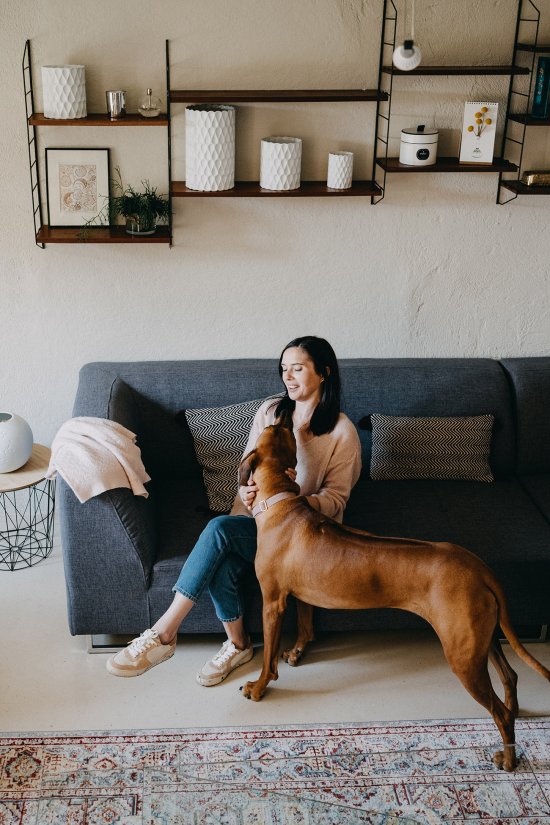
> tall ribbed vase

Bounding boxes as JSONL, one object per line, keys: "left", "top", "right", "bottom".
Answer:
{"left": 41, "top": 65, "right": 87, "bottom": 119}
{"left": 185, "top": 104, "right": 235, "bottom": 191}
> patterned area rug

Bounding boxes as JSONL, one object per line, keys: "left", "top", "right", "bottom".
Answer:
{"left": 1, "top": 718, "right": 549, "bottom": 824}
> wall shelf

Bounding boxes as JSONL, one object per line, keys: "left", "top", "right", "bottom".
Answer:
{"left": 377, "top": 157, "right": 518, "bottom": 173}
{"left": 498, "top": 0, "right": 550, "bottom": 203}
{"left": 170, "top": 89, "right": 387, "bottom": 103}
{"left": 500, "top": 180, "right": 550, "bottom": 195}
{"left": 36, "top": 226, "right": 172, "bottom": 243}
{"left": 172, "top": 180, "right": 381, "bottom": 197}
{"left": 382, "top": 65, "right": 530, "bottom": 76}
{"left": 29, "top": 113, "right": 168, "bottom": 126}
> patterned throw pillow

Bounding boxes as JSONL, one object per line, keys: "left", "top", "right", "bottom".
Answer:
{"left": 369, "top": 414, "right": 494, "bottom": 481}
{"left": 184, "top": 397, "right": 273, "bottom": 512}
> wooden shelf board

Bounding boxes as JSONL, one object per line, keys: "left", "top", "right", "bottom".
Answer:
{"left": 36, "top": 225, "right": 172, "bottom": 243}
{"left": 508, "top": 113, "right": 550, "bottom": 125}
{"left": 377, "top": 157, "right": 518, "bottom": 173}
{"left": 29, "top": 113, "right": 168, "bottom": 126}
{"left": 517, "top": 43, "right": 550, "bottom": 53}
{"left": 383, "top": 64, "right": 530, "bottom": 76}
{"left": 169, "top": 89, "right": 387, "bottom": 103}
{"left": 172, "top": 180, "right": 381, "bottom": 197}
{"left": 501, "top": 180, "right": 550, "bottom": 195}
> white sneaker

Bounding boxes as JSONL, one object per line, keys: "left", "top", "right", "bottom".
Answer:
{"left": 196, "top": 639, "right": 254, "bottom": 686}
{"left": 106, "top": 629, "right": 176, "bottom": 677}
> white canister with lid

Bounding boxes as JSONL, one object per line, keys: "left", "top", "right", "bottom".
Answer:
{"left": 399, "top": 125, "right": 438, "bottom": 166}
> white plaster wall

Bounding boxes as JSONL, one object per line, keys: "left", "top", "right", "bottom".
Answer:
{"left": 2, "top": 0, "right": 550, "bottom": 445}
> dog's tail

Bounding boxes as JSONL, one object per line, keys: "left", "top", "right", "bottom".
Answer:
{"left": 489, "top": 576, "right": 550, "bottom": 680}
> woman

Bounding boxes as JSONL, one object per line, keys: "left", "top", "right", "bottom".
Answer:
{"left": 107, "top": 336, "right": 362, "bottom": 684}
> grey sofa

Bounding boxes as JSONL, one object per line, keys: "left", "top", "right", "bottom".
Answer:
{"left": 58, "top": 358, "right": 550, "bottom": 641}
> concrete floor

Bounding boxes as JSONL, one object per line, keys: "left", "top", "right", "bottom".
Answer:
{"left": 2, "top": 532, "right": 549, "bottom": 733}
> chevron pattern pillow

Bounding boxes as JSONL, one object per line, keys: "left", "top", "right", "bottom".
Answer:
{"left": 184, "top": 397, "right": 268, "bottom": 512}
{"left": 369, "top": 414, "right": 494, "bottom": 481}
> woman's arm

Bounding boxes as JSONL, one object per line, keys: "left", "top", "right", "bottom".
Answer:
{"left": 305, "top": 421, "right": 362, "bottom": 522}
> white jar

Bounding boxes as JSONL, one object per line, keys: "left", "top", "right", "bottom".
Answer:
{"left": 0, "top": 413, "right": 33, "bottom": 473}
{"left": 399, "top": 126, "right": 438, "bottom": 166}
{"left": 260, "top": 137, "right": 302, "bottom": 190}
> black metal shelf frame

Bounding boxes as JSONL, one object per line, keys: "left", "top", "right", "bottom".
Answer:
{"left": 372, "top": 0, "right": 397, "bottom": 204}
{"left": 22, "top": 41, "right": 45, "bottom": 248}
{"left": 498, "top": 0, "right": 541, "bottom": 204}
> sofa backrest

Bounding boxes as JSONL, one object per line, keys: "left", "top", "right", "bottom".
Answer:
{"left": 500, "top": 357, "right": 550, "bottom": 474}
{"left": 75, "top": 358, "right": 517, "bottom": 479}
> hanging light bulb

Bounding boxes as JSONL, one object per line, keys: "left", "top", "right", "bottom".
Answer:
{"left": 392, "top": 0, "right": 422, "bottom": 71}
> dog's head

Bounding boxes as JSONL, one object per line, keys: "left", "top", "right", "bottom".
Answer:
{"left": 238, "top": 413, "right": 297, "bottom": 489}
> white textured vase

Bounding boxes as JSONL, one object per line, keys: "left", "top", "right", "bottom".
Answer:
{"left": 42, "top": 65, "right": 87, "bottom": 119}
{"left": 260, "top": 137, "right": 302, "bottom": 190}
{"left": 327, "top": 151, "right": 354, "bottom": 189}
{"left": 0, "top": 413, "right": 33, "bottom": 473}
{"left": 185, "top": 104, "right": 235, "bottom": 191}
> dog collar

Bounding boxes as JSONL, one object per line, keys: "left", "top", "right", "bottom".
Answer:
{"left": 252, "top": 491, "right": 296, "bottom": 518}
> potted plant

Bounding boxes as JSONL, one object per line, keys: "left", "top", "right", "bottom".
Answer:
{"left": 79, "top": 166, "right": 170, "bottom": 238}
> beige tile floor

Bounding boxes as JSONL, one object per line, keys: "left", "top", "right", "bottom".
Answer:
{"left": 1, "top": 529, "right": 549, "bottom": 733}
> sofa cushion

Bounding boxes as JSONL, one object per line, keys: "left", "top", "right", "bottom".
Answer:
{"left": 184, "top": 397, "right": 267, "bottom": 512}
{"left": 344, "top": 477, "right": 550, "bottom": 626}
{"left": 519, "top": 474, "right": 550, "bottom": 524}
{"left": 369, "top": 414, "right": 494, "bottom": 481}
{"left": 500, "top": 358, "right": 550, "bottom": 474}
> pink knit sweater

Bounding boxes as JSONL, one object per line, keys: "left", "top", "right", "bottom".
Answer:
{"left": 231, "top": 399, "right": 362, "bottom": 523}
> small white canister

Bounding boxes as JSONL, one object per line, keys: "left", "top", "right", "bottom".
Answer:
{"left": 399, "top": 125, "right": 438, "bottom": 166}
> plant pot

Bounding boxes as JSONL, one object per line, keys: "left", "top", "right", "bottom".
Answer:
{"left": 260, "top": 136, "right": 302, "bottom": 190}
{"left": 125, "top": 217, "right": 157, "bottom": 236}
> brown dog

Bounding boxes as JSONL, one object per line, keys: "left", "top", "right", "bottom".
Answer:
{"left": 239, "top": 417, "right": 550, "bottom": 772}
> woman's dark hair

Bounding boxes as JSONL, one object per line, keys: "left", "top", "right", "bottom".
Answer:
{"left": 272, "top": 335, "right": 341, "bottom": 436}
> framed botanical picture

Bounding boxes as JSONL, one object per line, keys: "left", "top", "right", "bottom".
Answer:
{"left": 45, "top": 148, "right": 110, "bottom": 227}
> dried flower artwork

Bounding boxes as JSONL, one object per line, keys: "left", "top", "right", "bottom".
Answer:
{"left": 59, "top": 164, "right": 98, "bottom": 213}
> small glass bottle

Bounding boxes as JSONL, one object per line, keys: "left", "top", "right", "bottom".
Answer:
{"left": 138, "top": 88, "right": 162, "bottom": 118}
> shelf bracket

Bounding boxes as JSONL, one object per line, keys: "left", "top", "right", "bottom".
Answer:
{"left": 372, "top": 0, "right": 397, "bottom": 204}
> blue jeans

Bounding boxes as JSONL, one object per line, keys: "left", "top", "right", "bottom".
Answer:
{"left": 173, "top": 515, "right": 257, "bottom": 623}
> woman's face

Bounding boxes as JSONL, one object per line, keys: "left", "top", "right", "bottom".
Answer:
{"left": 281, "top": 347, "right": 324, "bottom": 404}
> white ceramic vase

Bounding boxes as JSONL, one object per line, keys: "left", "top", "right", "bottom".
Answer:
{"left": 185, "top": 104, "right": 235, "bottom": 191}
{"left": 0, "top": 413, "right": 33, "bottom": 473}
{"left": 327, "top": 151, "right": 354, "bottom": 189}
{"left": 42, "top": 65, "right": 87, "bottom": 119}
{"left": 260, "top": 137, "right": 302, "bottom": 190}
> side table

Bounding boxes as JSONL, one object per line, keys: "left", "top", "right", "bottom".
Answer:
{"left": 0, "top": 444, "right": 55, "bottom": 571}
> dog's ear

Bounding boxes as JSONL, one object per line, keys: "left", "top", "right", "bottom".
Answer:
{"left": 238, "top": 449, "right": 257, "bottom": 486}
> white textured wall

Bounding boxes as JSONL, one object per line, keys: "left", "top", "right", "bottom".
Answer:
{"left": 2, "top": 0, "right": 550, "bottom": 444}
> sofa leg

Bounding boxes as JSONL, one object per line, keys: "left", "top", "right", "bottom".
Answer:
{"left": 86, "top": 634, "right": 131, "bottom": 654}
{"left": 500, "top": 624, "right": 548, "bottom": 644}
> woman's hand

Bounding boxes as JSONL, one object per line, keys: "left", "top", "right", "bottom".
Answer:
{"left": 285, "top": 468, "right": 297, "bottom": 483}
{"left": 239, "top": 480, "right": 259, "bottom": 512}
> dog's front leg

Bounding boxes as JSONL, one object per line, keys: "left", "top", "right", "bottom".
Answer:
{"left": 283, "top": 600, "right": 314, "bottom": 666}
{"left": 242, "top": 598, "right": 285, "bottom": 701}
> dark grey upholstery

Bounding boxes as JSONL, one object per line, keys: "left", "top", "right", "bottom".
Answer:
{"left": 58, "top": 358, "right": 550, "bottom": 637}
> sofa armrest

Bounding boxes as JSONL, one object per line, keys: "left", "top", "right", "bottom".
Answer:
{"left": 59, "top": 367, "right": 157, "bottom": 635}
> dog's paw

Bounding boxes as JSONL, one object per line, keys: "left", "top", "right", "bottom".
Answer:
{"left": 282, "top": 647, "right": 303, "bottom": 667}
{"left": 492, "top": 749, "right": 517, "bottom": 772}
{"left": 241, "top": 680, "right": 265, "bottom": 701}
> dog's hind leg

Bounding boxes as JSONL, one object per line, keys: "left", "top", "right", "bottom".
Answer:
{"left": 489, "top": 636, "right": 519, "bottom": 717}
{"left": 283, "top": 600, "right": 314, "bottom": 666}
{"left": 443, "top": 642, "right": 517, "bottom": 771}
{"left": 242, "top": 595, "right": 286, "bottom": 701}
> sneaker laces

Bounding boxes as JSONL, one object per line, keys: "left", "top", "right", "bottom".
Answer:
{"left": 127, "top": 629, "right": 159, "bottom": 658}
{"left": 211, "top": 640, "right": 240, "bottom": 669}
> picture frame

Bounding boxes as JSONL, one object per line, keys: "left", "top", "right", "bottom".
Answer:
{"left": 459, "top": 102, "right": 498, "bottom": 165}
{"left": 45, "top": 147, "right": 110, "bottom": 227}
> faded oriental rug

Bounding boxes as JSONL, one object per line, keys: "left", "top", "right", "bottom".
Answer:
{"left": 1, "top": 717, "right": 549, "bottom": 824}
